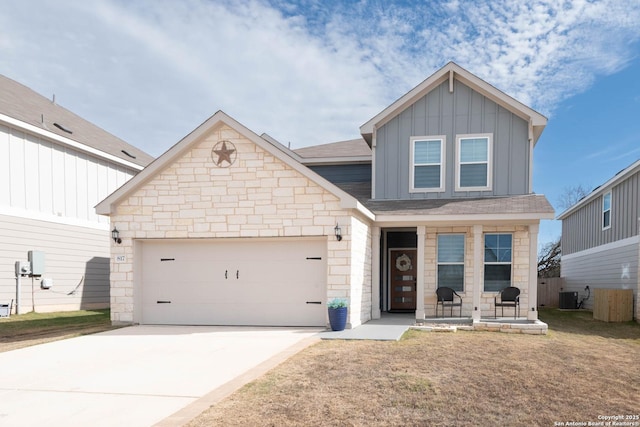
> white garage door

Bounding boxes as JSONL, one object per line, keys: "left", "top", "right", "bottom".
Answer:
{"left": 140, "top": 238, "right": 327, "bottom": 326}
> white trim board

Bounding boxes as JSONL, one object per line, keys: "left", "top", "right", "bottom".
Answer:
{"left": 561, "top": 235, "right": 640, "bottom": 261}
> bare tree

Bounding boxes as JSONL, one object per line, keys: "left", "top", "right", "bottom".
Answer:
{"left": 538, "top": 238, "right": 561, "bottom": 278}
{"left": 556, "top": 184, "right": 591, "bottom": 210}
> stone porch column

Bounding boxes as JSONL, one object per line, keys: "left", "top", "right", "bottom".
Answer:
{"left": 371, "top": 226, "right": 381, "bottom": 319}
{"left": 528, "top": 223, "right": 540, "bottom": 320}
{"left": 472, "top": 225, "right": 483, "bottom": 321}
{"left": 416, "top": 226, "right": 426, "bottom": 321}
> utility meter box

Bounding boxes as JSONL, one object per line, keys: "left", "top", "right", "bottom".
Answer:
{"left": 28, "top": 251, "right": 45, "bottom": 276}
{"left": 15, "top": 261, "right": 30, "bottom": 277}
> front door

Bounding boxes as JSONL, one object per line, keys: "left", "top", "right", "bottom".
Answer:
{"left": 389, "top": 249, "right": 417, "bottom": 311}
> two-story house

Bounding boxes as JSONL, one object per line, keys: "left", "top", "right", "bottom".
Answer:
{"left": 0, "top": 74, "right": 153, "bottom": 314}
{"left": 558, "top": 159, "right": 640, "bottom": 320}
{"left": 96, "top": 62, "right": 554, "bottom": 327}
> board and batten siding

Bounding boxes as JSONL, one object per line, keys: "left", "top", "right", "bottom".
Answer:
{"left": 561, "top": 170, "right": 640, "bottom": 255}
{"left": 560, "top": 236, "right": 639, "bottom": 313}
{"left": 374, "top": 80, "right": 530, "bottom": 200}
{"left": 0, "top": 124, "right": 134, "bottom": 224}
{"left": 0, "top": 123, "right": 138, "bottom": 312}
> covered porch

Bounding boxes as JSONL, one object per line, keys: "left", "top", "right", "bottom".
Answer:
{"left": 371, "top": 222, "right": 543, "bottom": 323}
{"left": 361, "top": 195, "right": 556, "bottom": 324}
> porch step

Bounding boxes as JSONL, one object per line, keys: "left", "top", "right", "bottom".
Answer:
{"left": 411, "top": 325, "right": 460, "bottom": 333}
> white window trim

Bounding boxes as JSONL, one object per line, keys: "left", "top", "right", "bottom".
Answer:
{"left": 602, "top": 191, "right": 612, "bottom": 230}
{"left": 483, "top": 233, "right": 512, "bottom": 292}
{"left": 455, "top": 133, "right": 493, "bottom": 192}
{"left": 409, "top": 135, "right": 445, "bottom": 193}
{"left": 437, "top": 234, "right": 465, "bottom": 292}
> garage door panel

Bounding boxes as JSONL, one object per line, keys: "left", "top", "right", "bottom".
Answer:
{"left": 140, "top": 239, "right": 327, "bottom": 326}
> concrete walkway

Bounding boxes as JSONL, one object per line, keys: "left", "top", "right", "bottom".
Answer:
{"left": 320, "top": 313, "right": 415, "bottom": 341}
{"left": 0, "top": 326, "right": 322, "bottom": 427}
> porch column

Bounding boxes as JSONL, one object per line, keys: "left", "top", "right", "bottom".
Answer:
{"left": 371, "top": 226, "right": 381, "bottom": 319}
{"left": 416, "top": 226, "right": 426, "bottom": 320}
{"left": 472, "top": 225, "right": 483, "bottom": 321}
{"left": 528, "top": 223, "right": 540, "bottom": 320}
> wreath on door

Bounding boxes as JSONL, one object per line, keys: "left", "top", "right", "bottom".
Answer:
{"left": 395, "top": 254, "right": 412, "bottom": 272}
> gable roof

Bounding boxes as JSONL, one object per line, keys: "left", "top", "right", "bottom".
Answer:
{"left": 0, "top": 74, "right": 153, "bottom": 169}
{"left": 95, "top": 110, "right": 374, "bottom": 219}
{"left": 557, "top": 158, "right": 640, "bottom": 220}
{"left": 360, "top": 62, "right": 547, "bottom": 146}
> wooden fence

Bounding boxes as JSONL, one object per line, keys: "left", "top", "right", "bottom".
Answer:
{"left": 537, "top": 277, "right": 564, "bottom": 308}
{"left": 593, "top": 288, "right": 634, "bottom": 322}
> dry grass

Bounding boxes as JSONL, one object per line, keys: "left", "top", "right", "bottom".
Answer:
{"left": 189, "top": 310, "right": 640, "bottom": 427}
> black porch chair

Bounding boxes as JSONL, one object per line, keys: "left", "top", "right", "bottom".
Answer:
{"left": 436, "top": 287, "right": 462, "bottom": 318}
{"left": 494, "top": 286, "right": 520, "bottom": 318}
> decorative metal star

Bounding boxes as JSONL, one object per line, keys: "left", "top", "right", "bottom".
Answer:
{"left": 212, "top": 141, "right": 236, "bottom": 167}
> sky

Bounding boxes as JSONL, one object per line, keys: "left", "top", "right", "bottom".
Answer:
{"left": 1, "top": 0, "right": 640, "bottom": 248}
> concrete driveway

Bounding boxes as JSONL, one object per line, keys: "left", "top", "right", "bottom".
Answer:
{"left": 0, "top": 325, "right": 321, "bottom": 427}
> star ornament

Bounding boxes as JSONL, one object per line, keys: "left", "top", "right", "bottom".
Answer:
{"left": 211, "top": 140, "right": 237, "bottom": 167}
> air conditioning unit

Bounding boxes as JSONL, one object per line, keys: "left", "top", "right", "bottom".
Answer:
{"left": 559, "top": 291, "right": 578, "bottom": 309}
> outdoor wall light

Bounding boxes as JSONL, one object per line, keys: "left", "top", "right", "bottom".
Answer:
{"left": 111, "top": 227, "right": 122, "bottom": 244}
{"left": 334, "top": 223, "right": 342, "bottom": 241}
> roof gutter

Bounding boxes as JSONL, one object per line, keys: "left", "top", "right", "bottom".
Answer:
{"left": 374, "top": 211, "right": 555, "bottom": 227}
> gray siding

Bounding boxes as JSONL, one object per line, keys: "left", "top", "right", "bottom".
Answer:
{"left": 562, "top": 170, "right": 640, "bottom": 255}
{"left": 0, "top": 214, "right": 110, "bottom": 313}
{"left": 308, "top": 164, "right": 371, "bottom": 184}
{"left": 560, "top": 239, "right": 638, "bottom": 312}
{"left": 374, "top": 80, "right": 530, "bottom": 200}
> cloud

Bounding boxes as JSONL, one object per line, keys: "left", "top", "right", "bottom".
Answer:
{"left": 0, "top": 0, "right": 639, "bottom": 156}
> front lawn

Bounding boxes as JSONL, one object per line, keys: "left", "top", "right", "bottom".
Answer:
{"left": 0, "top": 309, "right": 119, "bottom": 352}
{"left": 189, "top": 309, "right": 640, "bottom": 426}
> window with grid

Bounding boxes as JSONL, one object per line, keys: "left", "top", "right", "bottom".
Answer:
{"left": 484, "top": 233, "right": 512, "bottom": 292}
{"left": 437, "top": 234, "right": 465, "bottom": 292}
{"left": 411, "top": 137, "right": 444, "bottom": 191}
{"left": 457, "top": 135, "right": 491, "bottom": 190}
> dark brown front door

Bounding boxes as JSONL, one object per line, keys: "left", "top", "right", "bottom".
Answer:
{"left": 389, "top": 249, "right": 417, "bottom": 311}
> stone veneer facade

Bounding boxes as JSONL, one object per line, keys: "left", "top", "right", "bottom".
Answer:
{"left": 109, "top": 123, "right": 372, "bottom": 327}
{"left": 421, "top": 225, "right": 532, "bottom": 319}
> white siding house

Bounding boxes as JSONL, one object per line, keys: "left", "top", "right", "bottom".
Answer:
{"left": 0, "top": 74, "right": 153, "bottom": 314}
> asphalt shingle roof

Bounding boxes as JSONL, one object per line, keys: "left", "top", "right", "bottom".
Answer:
{"left": 0, "top": 74, "right": 153, "bottom": 167}
{"left": 294, "top": 138, "right": 371, "bottom": 159}
{"left": 334, "top": 181, "right": 554, "bottom": 216}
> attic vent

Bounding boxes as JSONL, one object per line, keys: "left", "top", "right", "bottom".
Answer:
{"left": 53, "top": 123, "right": 72, "bottom": 134}
{"left": 121, "top": 150, "right": 136, "bottom": 159}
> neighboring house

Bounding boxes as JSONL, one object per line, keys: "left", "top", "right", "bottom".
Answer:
{"left": 558, "top": 159, "right": 640, "bottom": 320}
{"left": 96, "top": 62, "right": 554, "bottom": 327}
{"left": 0, "top": 74, "right": 153, "bottom": 314}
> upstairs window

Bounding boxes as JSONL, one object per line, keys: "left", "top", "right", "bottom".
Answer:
{"left": 456, "top": 134, "right": 492, "bottom": 191}
{"left": 410, "top": 136, "right": 445, "bottom": 192}
{"left": 602, "top": 192, "right": 611, "bottom": 230}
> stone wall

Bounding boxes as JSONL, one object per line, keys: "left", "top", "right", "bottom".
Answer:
{"left": 109, "top": 123, "right": 370, "bottom": 324}
{"left": 422, "top": 225, "right": 531, "bottom": 318}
